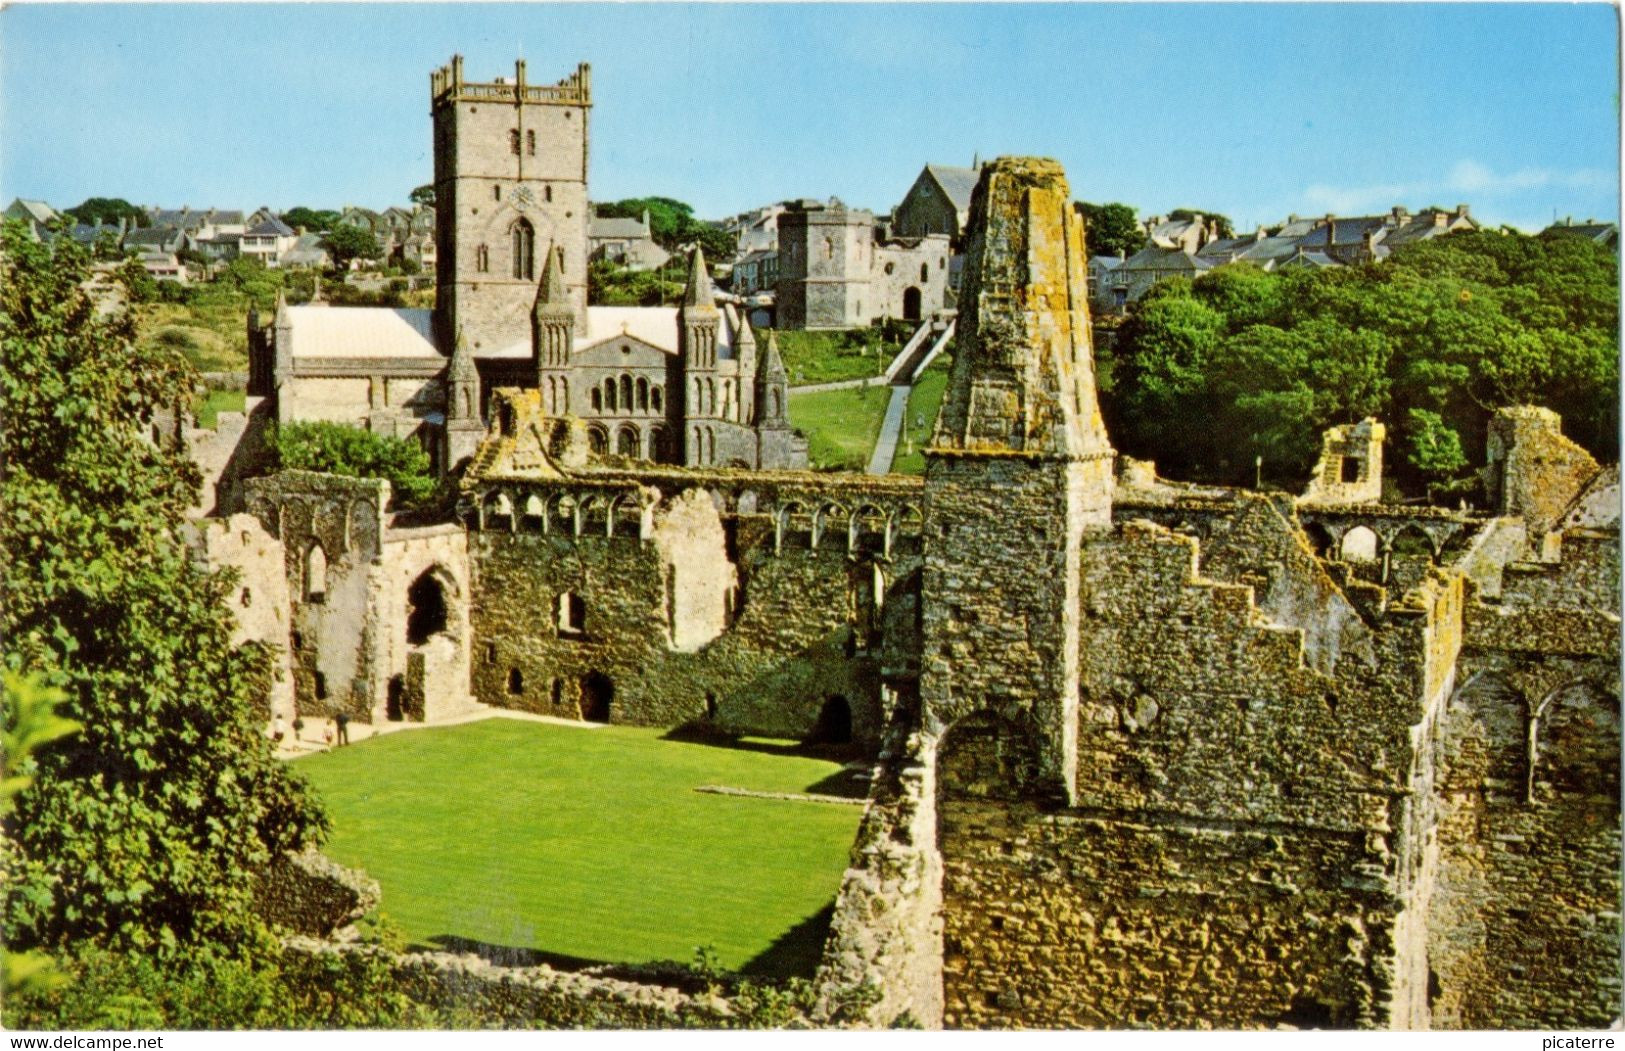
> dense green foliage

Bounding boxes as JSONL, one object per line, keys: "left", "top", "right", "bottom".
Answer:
{"left": 588, "top": 257, "right": 685, "bottom": 306}
{"left": 1167, "top": 207, "right": 1235, "bottom": 239}
{"left": 0, "top": 221, "right": 326, "bottom": 960}
{"left": 1076, "top": 201, "right": 1142, "bottom": 258}
{"left": 1105, "top": 231, "right": 1618, "bottom": 491}
{"left": 408, "top": 184, "right": 435, "bottom": 207}
{"left": 63, "top": 197, "right": 147, "bottom": 228}
{"left": 280, "top": 206, "right": 341, "bottom": 233}
{"left": 299, "top": 720, "right": 863, "bottom": 976}
{"left": 322, "top": 224, "right": 384, "bottom": 269}
{"left": 597, "top": 196, "right": 733, "bottom": 259}
{"left": 268, "top": 421, "right": 436, "bottom": 507}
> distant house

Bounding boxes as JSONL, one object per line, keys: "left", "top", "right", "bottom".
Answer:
{"left": 732, "top": 248, "right": 779, "bottom": 295}
{"left": 124, "top": 225, "right": 191, "bottom": 256}
{"left": 281, "top": 232, "right": 332, "bottom": 270}
{"left": 1543, "top": 217, "right": 1619, "bottom": 249}
{"left": 588, "top": 210, "right": 670, "bottom": 271}
{"left": 893, "top": 163, "right": 982, "bottom": 246}
{"left": 4, "top": 198, "right": 60, "bottom": 240}
{"left": 240, "top": 217, "right": 298, "bottom": 267}
{"left": 1094, "top": 204, "right": 1480, "bottom": 313}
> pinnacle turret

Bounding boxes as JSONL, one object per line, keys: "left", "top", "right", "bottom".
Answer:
{"left": 449, "top": 326, "right": 477, "bottom": 380}
{"left": 681, "top": 247, "right": 717, "bottom": 311}
{"left": 533, "top": 242, "right": 571, "bottom": 318}
{"left": 761, "top": 330, "right": 787, "bottom": 379}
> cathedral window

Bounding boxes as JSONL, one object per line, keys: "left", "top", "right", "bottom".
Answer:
{"left": 511, "top": 219, "right": 535, "bottom": 280}
{"left": 591, "top": 386, "right": 603, "bottom": 412}
{"left": 651, "top": 385, "right": 663, "bottom": 413}
{"left": 604, "top": 379, "right": 617, "bottom": 412}
{"left": 636, "top": 377, "right": 649, "bottom": 412}
{"left": 527, "top": 129, "right": 536, "bottom": 156}
{"left": 509, "top": 129, "right": 521, "bottom": 155}
{"left": 619, "top": 374, "right": 633, "bottom": 411}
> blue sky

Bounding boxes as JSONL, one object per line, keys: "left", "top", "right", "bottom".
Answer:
{"left": 2, "top": 3, "right": 1618, "bottom": 232}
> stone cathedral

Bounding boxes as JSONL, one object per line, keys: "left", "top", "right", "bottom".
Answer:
{"left": 247, "top": 57, "right": 806, "bottom": 474}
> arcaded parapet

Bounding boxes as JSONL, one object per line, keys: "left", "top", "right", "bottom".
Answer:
{"left": 1483, "top": 406, "right": 1601, "bottom": 539}
{"left": 936, "top": 520, "right": 1465, "bottom": 1029}
{"left": 464, "top": 475, "right": 924, "bottom": 745}
{"left": 1300, "top": 418, "right": 1385, "bottom": 506}
{"left": 1429, "top": 598, "right": 1621, "bottom": 1027}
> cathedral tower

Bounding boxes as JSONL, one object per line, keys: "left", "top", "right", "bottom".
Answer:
{"left": 431, "top": 56, "right": 590, "bottom": 355}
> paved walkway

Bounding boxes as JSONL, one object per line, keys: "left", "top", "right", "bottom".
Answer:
{"left": 276, "top": 704, "right": 601, "bottom": 759}
{"left": 789, "top": 375, "right": 879, "bottom": 394}
{"left": 865, "top": 384, "right": 913, "bottom": 475}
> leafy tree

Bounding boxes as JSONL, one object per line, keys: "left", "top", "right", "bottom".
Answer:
{"left": 115, "top": 256, "right": 159, "bottom": 305}
{"left": 588, "top": 258, "right": 685, "bottom": 307}
{"left": 323, "top": 224, "right": 383, "bottom": 270}
{"left": 63, "top": 197, "right": 146, "bottom": 229}
{"left": 1106, "top": 229, "right": 1618, "bottom": 491}
{"left": 268, "top": 421, "right": 436, "bottom": 507}
{"left": 598, "top": 196, "right": 730, "bottom": 257}
{"left": 408, "top": 184, "right": 435, "bottom": 207}
{"left": 1168, "top": 208, "right": 1235, "bottom": 239}
{"left": 0, "top": 219, "right": 327, "bottom": 956}
{"left": 1076, "top": 201, "right": 1142, "bottom": 258}
{"left": 91, "top": 229, "right": 124, "bottom": 262}
{"left": 280, "top": 207, "right": 341, "bottom": 233}
{"left": 214, "top": 256, "right": 285, "bottom": 312}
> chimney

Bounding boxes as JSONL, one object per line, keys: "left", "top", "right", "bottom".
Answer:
{"left": 1433, "top": 211, "right": 1448, "bottom": 228}
{"left": 1455, "top": 203, "right": 1470, "bottom": 219}
{"left": 1326, "top": 215, "right": 1336, "bottom": 242}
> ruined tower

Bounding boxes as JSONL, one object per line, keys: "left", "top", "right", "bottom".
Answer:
{"left": 922, "top": 157, "right": 1115, "bottom": 801}
{"left": 431, "top": 56, "right": 590, "bottom": 354}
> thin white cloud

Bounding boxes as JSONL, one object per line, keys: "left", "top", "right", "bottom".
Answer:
{"left": 1295, "top": 160, "right": 1614, "bottom": 220}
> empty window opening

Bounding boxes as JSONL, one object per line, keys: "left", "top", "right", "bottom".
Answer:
{"left": 485, "top": 643, "right": 497, "bottom": 664}
{"left": 291, "top": 631, "right": 303, "bottom": 652}
{"left": 920, "top": 262, "right": 929, "bottom": 283}
{"left": 241, "top": 587, "right": 252, "bottom": 607}
{"left": 406, "top": 570, "right": 449, "bottom": 646}
{"left": 493, "top": 185, "right": 502, "bottom": 201}
{"left": 304, "top": 543, "right": 328, "bottom": 604}
{"left": 579, "top": 671, "right": 613, "bottom": 723}
{"left": 557, "top": 591, "right": 586, "bottom": 635}
{"left": 512, "top": 219, "right": 535, "bottom": 280}
{"left": 476, "top": 244, "right": 489, "bottom": 272}
{"left": 526, "top": 129, "right": 536, "bottom": 156}
{"left": 550, "top": 678, "right": 564, "bottom": 706}
{"left": 544, "top": 185, "right": 553, "bottom": 203}
{"left": 386, "top": 675, "right": 405, "bottom": 721}
{"left": 507, "top": 667, "right": 524, "bottom": 695}
{"left": 811, "top": 694, "right": 852, "bottom": 745}
{"left": 617, "top": 426, "right": 639, "bottom": 458}
{"left": 314, "top": 671, "right": 328, "bottom": 701}
{"left": 1340, "top": 457, "right": 1361, "bottom": 484}
{"left": 509, "top": 129, "right": 521, "bottom": 155}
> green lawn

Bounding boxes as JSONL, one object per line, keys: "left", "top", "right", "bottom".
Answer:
{"left": 193, "top": 388, "right": 246, "bottom": 429}
{"left": 888, "top": 364, "right": 951, "bottom": 475}
{"left": 769, "top": 328, "right": 897, "bottom": 386}
{"left": 789, "top": 382, "right": 892, "bottom": 470}
{"left": 296, "top": 720, "right": 862, "bottom": 976}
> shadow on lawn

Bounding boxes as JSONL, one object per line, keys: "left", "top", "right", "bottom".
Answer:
{"left": 661, "top": 721, "right": 868, "bottom": 764}
{"left": 740, "top": 899, "right": 838, "bottom": 979}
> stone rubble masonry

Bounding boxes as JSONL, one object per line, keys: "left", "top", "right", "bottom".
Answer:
{"left": 254, "top": 849, "right": 381, "bottom": 937}
{"left": 189, "top": 511, "right": 296, "bottom": 719}
{"left": 1301, "top": 418, "right": 1385, "bottom": 506}
{"left": 1484, "top": 406, "right": 1601, "bottom": 541}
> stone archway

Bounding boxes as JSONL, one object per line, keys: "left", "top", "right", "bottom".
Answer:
{"left": 810, "top": 694, "right": 853, "bottom": 745}
{"left": 902, "top": 286, "right": 923, "bottom": 321}
{"left": 406, "top": 568, "right": 449, "bottom": 646}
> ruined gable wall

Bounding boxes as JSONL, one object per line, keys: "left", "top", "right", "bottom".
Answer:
{"left": 246, "top": 472, "right": 389, "bottom": 723}
{"left": 936, "top": 521, "right": 1462, "bottom": 1029}
{"left": 184, "top": 396, "right": 277, "bottom": 517}
{"left": 378, "top": 524, "right": 474, "bottom": 721}
{"left": 1426, "top": 597, "right": 1621, "bottom": 1028}
{"left": 468, "top": 495, "right": 913, "bottom": 744}
{"left": 191, "top": 512, "right": 296, "bottom": 720}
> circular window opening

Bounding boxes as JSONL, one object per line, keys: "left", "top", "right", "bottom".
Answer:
{"left": 884, "top": 262, "right": 895, "bottom": 275}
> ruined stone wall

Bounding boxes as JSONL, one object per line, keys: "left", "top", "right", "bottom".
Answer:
{"left": 934, "top": 520, "right": 1463, "bottom": 1028}
{"left": 184, "top": 395, "right": 276, "bottom": 517}
{"left": 1498, "top": 529, "right": 1619, "bottom": 611}
{"left": 378, "top": 524, "right": 474, "bottom": 720}
{"left": 245, "top": 472, "right": 390, "bottom": 723}
{"left": 191, "top": 512, "right": 296, "bottom": 720}
{"left": 1427, "top": 597, "right": 1621, "bottom": 1028}
{"left": 1484, "top": 407, "right": 1601, "bottom": 539}
{"left": 468, "top": 486, "right": 916, "bottom": 745}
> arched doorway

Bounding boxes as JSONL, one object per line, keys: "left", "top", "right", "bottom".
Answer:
{"left": 580, "top": 671, "right": 614, "bottom": 723}
{"left": 811, "top": 694, "right": 852, "bottom": 745}
{"left": 406, "top": 569, "right": 449, "bottom": 645}
{"left": 902, "top": 286, "right": 922, "bottom": 321}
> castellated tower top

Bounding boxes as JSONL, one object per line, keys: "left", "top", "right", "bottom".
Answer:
{"left": 931, "top": 157, "right": 1113, "bottom": 460}
{"left": 430, "top": 55, "right": 592, "bottom": 107}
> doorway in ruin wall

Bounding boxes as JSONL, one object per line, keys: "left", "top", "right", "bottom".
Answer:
{"left": 580, "top": 670, "right": 613, "bottom": 723}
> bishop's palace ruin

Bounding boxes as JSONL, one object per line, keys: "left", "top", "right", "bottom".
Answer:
{"left": 183, "top": 58, "right": 1620, "bottom": 1028}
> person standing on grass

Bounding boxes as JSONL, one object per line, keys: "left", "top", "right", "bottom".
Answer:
{"left": 336, "top": 710, "right": 350, "bottom": 746}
